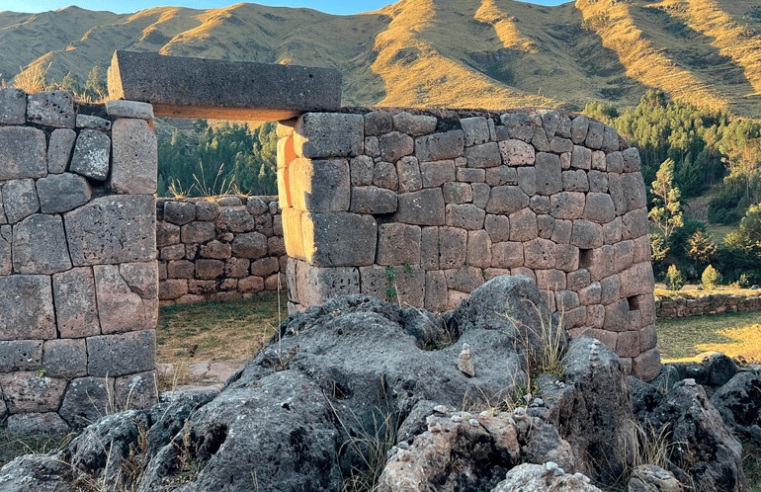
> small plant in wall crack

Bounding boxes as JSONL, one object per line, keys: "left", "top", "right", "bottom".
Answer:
{"left": 385, "top": 266, "right": 398, "bottom": 303}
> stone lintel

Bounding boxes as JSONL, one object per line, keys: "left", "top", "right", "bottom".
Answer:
{"left": 108, "top": 51, "right": 342, "bottom": 121}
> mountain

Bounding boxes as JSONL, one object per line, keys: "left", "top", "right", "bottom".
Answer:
{"left": 3, "top": 0, "right": 761, "bottom": 115}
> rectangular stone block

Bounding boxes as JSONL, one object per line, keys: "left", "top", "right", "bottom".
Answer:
{"left": 109, "top": 51, "right": 342, "bottom": 121}
{"left": 425, "top": 271, "right": 448, "bottom": 312}
{"left": 0, "top": 275, "right": 56, "bottom": 340}
{"left": 282, "top": 208, "right": 306, "bottom": 260}
{"left": 296, "top": 262, "right": 360, "bottom": 306}
{"left": 415, "top": 130, "right": 464, "bottom": 162}
{"left": 395, "top": 189, "right": 446, "bottom": 226}
{"left": 109, "top": 118, "right": 158, "bottom": 195}
{"left": 87, "top": 330, "right": 156, "bottom": 377}
{"left": 394, "top": 266, "right": 425, "bottom": 308}
{"left": 70, "top": 129, "right": 111, "bottom": 181}
{"left": 290, "top": 158, "right": 350, "bottom": 212}
{"left": 0, "top": 341, "right": 42, "bottom": 372}
{"left": 439, "top": 226, "right": 467, "bottom": 269}
{"left": 359, "top": 265, "right": 389, "bottom": 300}
{"left": 465, "top": 142, "right": 501, "bottom": 168}
{"left": 377, "top": 223, "right": 421, "bottom": 266}
{"left": 94, "top": 265, "right": 157, "bottom": 334}
{"left": 0, "top": 225, "right": 10, "bottom": 275}
{"left": 27, "top": 91, "right": 75, "bottom": 128}
{"left": 42, "top": 339, "right": 87, "bottom": 378}
{"left": 421, "top": 227, "right": 439, "bottom": 271}
{"left": 65, "top": 195, "right": 156, "bottom": 266}
{"left": 302, "top": 212, "right": 377, "bottom": 267}
{"left": 350, "top": 186, "right": 398, "bottom": 214}
{"left": 461, "top": 117, "right": 490, "bottom": 146}
{"left": 0, "top": 127, "right": 47, "bottom": 180}
{"left": 445, "top": 266, "right": 484, "bottom": 293}
{"left": 294, "top": 113, "right": 363, "bottom": 158}
{"left": 0, "top": 372, "right": 67, "bottom": 412}
{"left": 0, "top": 88, "right": 26, "bottom": 124}
{"left": 53, "top": 267, "right": 101, "bottom": 338}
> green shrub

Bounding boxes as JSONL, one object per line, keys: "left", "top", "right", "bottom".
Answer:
{"left": 702, "top": 265, "right": 723, "bottom": 290}
{"left": 665, "top": 265, "right": 685, "bottom": 292}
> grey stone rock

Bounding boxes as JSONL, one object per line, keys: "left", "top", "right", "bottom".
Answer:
{"left": 216, "top": 196, "right": 241, "bottom": 207}
{"left": 364, "top": 111, "right": 393, "bottom": 135}
{"left": 442, "top": 181, "right": 473, "bottom": 203}
{"left": 485, "top": 214, "right": 510, "bottom": 242}
{"left": 246, "top": 196, "right": 268, "bottom": 215}
{"left": 524, "top": 238, "right": 556, "bottom": 269}
{"left": 70, "top": 129, "right": 111, "bottom": 181}
{"left": 3, "top": 178, "right": 39, "bottom": 223}
{"left": 562, "top": 169, "right": 589, "bottom": 192}
{"left": 373, "top": 161, "right": 398, "bottom": 190}
{"left": 27, "top": 91, "right": 75, "bottom": 128}
{"left": 294, "top": 262, "right": 360, "bottom": 305}
{"left": 460, "top": 116, "right": 490, "bottom": 146}
{"left": 295, "top": 113, "right": 364, "bottom": 158}
{"left": 622, "top": 208, "right": 649, "bottom": 240}
{"left": 94, "top": 265, "right": 157, "bottom": 334}
{"left": 0, "top": 126, "right": 47, "bottom": 180}
{"left": 87, "top": 330, "right": 156, "bottom": 377}
{"left": 376, "top": 223, "right": 421, "bottom": 265}
{"left": 76, "top": 114, "right": 112, "bottom": 131}
{"left": 13, "top": 214, "right": 72, "bottom": 274}
{"left": 65, "top": 195, "right": 156, "bottom": 266}
{"left": 571, "top": 115, "right": 590, "bottom": 144}
{"left": 379, "top": 131, "right": 414, "bottom": 162}
{"left": 550, "top": 136, "right": 573, "bottom": 154}
{"left": 707, "top": 353, "right": 738, "bottom": 387}
{"left": 7, "top": 412, "right": 70, "bottom": 434}
{"left": 492, "top": 463, "right": 602, "bottom": 492}
{"left": 501, "top": 112, "right": 534, "bottom": 141}
{"left": 607, "top": 151, "right": 624, "bottom": 173}
{"left": 585, "top": 120, "right": 604, "bottom": 149}
{"left": 486, "top": 185, "right": 529, "bottom": 214}
{"left": 291, "top": 158, "right": 350, "bottom": 212}
{"left": 218, "top": 207, "right": 256, "bottom": 232}
{"left": 420, "top": 160, "right": 455, "bottom": 188}
{"left": 0, "top": 88, "right": 26, "bottom": 124}
{"left": 0, "top": 192, "right": 6, "bottom": 226}
{"left": 601, "top": 125, "right": 620, "bottom": 153}
{"left": 465, "top": 142, "right": 500, "bottom": 168}
{"left": 0, "top": 275, "right": 56, "bottom": 340}
{"left": 196, "top": 200, "right": 219, "bottom": 221}
{"left": 584, "top": 193, "right": 616, "bottom": 224}
{"left": 415, "top": 130, "right": 464, "bottom": 162}
{"left": 627, "top": 465, "right": 681, "bottom": 492}
{"left": 393, "top": 112, "right": 437, "bottom": 136}
{"left": 350, "top": 186, "right": 397, "bottom": 214}
{"left": 395, "top": 189, "right": 446, "bottom": 225}
{"left": 47, "top": 128, "right": 77, "bottom": 174}
{"left": 588, "top": 170, "right": 609, "bottom": 193}
{"left": 472, "top": 182, "right": 490, "bottom": 208}
{"left": 570, "top": 220, "right": 603, "bottom": 249}
{"left": 551, "top": 192, "right": 585, "bottom": 220}
{"left": 36, "top": 173, "right": 92, "bottom": 214}
{"left": 0, "top": 372, "right": 67, "bottom": 413}
{"left": 164, "top": 200, "right": 196, "bottom": 225}
{"left": 623, "top": 172, "right": 647, "bottom": 211}
{"left": 532, "top": 126, "right": 551, "bottom": 151}
{"left": 303, "top": 212, "right": 377, "bottom": 267}
{"left": 114, "top": 371, "right": 158, "bottom": 410}
{"left": 396, "top": 156, "right": 422, "bottom": 192}
{"left": 571, "top": 145, "right": 592, "bottom": 170}
{"left": 182, "top": 221, "right": 215, "bottom": 244}
{"left": 231, "top": 231, "right": 268, "bottom": 259}
{"left": 499, "top": 138, "right": 535, "bottom": 165}
{"left": 59, "top": 376, "right": 115, "bottom": 429}
{"left": 510, "top": 208, "right": 538, "bottom": 241}
{"left": 105, "top": 100, "right": 154, "bottom": 120}
{"left": 535, "top": 152, "right": 562, "bottom": 195}
{"left": 0, "top": 455, "right": 72, "bottom": 492}
{"left": 518, "top": 166, "right": 537, "bottom": 196}
{"left": 710, "top": 372, "right": 761, "bottom": 436}
{"left": 623, "top": 147, "right": 642, "bottom": 173}
{"left": 110, "top": 118, "right": 158, "bottom": 194}
{"left": 350, "top": 155, "right": 374, "bottom": 186}
{"left": 446, "top": 204, "right": 485, "bottom": 230}
{"left": 42, "top": 339, "right": 88, "bottom": 378}
{"left": 485, "top": 165, "right": 518, "bottom": 186}
{"left": 0, "top": 340, "right": 42, "bottom": 372}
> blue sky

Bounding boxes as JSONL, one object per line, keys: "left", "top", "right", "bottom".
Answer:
{"left": 1, "top": 0, "right": 570, "bottom": 16}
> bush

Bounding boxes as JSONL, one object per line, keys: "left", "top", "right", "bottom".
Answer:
{"left": 701, "top": 265, "right": 723, "bottom": 290}
{"left": 665, "top": 265, "right": 685, "bottom": 292}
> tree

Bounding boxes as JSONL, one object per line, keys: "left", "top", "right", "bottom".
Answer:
{"left": 84, "top": 66, "right": 107, "bottom": 101}
{"left": 725, "top": 204, "right": 761, "bottom": 259}
{"left": 701, "top": 265, "right": 722, "bottom": 290}
{"left": 665, "top": 264, "right": 685, "bottom": 292}
{"left": 686, "top": 230, "right": 717, "bottom": 264}
{"left": 648, "top": 158, "right": 684, "bottom": 242}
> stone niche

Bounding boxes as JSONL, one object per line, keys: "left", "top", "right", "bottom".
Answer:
{"left": 0, "top": 89, "right": 158, "bottom": 432}
{"left": 279, "top": 109, "right": 660, "bottom": 380}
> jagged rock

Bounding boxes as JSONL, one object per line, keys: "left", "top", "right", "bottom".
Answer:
{"left": 491, "top": 462, "right": 602, "bottom": 492}
{"left": 0, "top": 455, "right": 72, "bottom": 492}
{"left": 710, "top": 371, "right": 761, "bottom": 443}
{"left": 628, "top": 465, "right": 682, "bottom": 492}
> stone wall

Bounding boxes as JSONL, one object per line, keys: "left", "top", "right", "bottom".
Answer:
{"left": 278, "top": 109, "right": 660, "bottom": 380}
{"left": 157, "top": 196, "right": 286, "bottom": 305}
{"left": 656, "top": 293, "right": 761, "bottom": 319}
{"left": 0, "top": 89, "right": 158, "bottom": 432}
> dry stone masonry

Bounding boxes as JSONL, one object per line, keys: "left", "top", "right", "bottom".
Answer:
{"left": 279, "top": 109, "right": 660, "bottom": 379}
{"left": 0, "top": 88, "right": 158, "bottom": 432}
{"left": 157, "top": 196, "right": 286, "bottom": 305}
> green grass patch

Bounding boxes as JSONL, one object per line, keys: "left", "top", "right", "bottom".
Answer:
{"left": 657, "top": 310, "right": 761, "bottom": 362}
{"left": 0, "top": 430, "right": 76, "bottom": 468}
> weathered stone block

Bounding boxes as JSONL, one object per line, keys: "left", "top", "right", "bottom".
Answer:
{"left": 195, "top": 200, "right": 219, "bottom": 221}
{"left": 633, "top": 348, "right": 661, "bottom": 381}
{"left": 289, "top": 158, "right": 351, "bottom": 212}
{"left": 550, "top": 192, "right": 585, "bottom": 220}
{"left": 42, "top": 339, "right": 87, "bottom": 378}
{"left": 550, "top": 136, "right": 573, "bottom": 154}
{"left": 120, "top": 261, "right": 158, "bottom": 299}
{"left": 295, "top": 262, "right": 360, "bottom": 305}
{"left": 420, "top": 227, "right": 439, "bottom": 271}
{"left": 167, "top": 260, "right": 195, "bottom": 279}
{"left": 87, "top": 330, "right": 156, "bottom": 377}
{"left": 250, "top": 258, "right": 278, "bottom": 277}
{"left": 600, "top": 275, "right": 620, "bottom": 305}
{"left": 585, "top": 120, "right": 604, "bottom": 149}
{"left": 379, "top": 131, "right": 414, "bottom": 163}
{"left": 535, "top": 152, "right": 562, "bottom": 195}
{"left": 0, "top": 372, "right": 67, "bottom": 413}
{"left": 7, "top": 413, "right": 70, "bottom": 434}
{"left": 532, "top": 127, "right": 550, "bottom": 151}
{"left": 396, "top": 156, "right": 422, "bottom": 193}
{"left": 553, "top": 243, "right": 579, "bottom": 272}
{"left": 36, "top": 173, "right": 92, "bottom": 214}
{"left": 509, "top": 208, "right": 538, "bottom": 241}
{"left": 614, "top": 240, "right": 635, "bottom": 273}
{"left": 3, "top": 178, "right": 39, "bottom": 224}
{"left": 442, "top": 182, "right": 472, "bottom": 204}
{"left": 570, "top": 220, "right": 603, "bottom": 249}
{"left": 395, "top": 189, "right": 446, "bottom": 225}
{"left": 157, "top": 222, "right": 180, "bottom": 248}
{"left": 0, "top": 127, "right": 46, "bottom": 181}
{"left": 550, "top": 219, "right": 571, "bottom": 244}
{"left": 533, "top": 196, "right": 552, "bottom": 216}
{"left": 456, "top": 167, "right": 485, "bottom": 183}
{"left": 195, "top": 259, "right": 225, "bottom": 279}
{"left": 602, "top": 125, "right": 620, "bottom": 153}
{"left": 588, "top": 170, "right": 608, "bottom": 193}
{"left": 365, "top": 137, "right": 379, "bottom": 157}
{"left": 500, "top": 113, "right": 534, "bottom": 142}
{"left": 640, "top": 324, "right": 658, "bottom": 352}
{"left": 623, "top": 173, "right": 647, "bottom": 211}
{"left": 218, "top": 207, "right": 256, "bottom": 232}
{"left": 584, "top": 245, "right": 616, "bottom": 282}
{"left": 105, "top": 100, "right": 154, "bottom": 120}
{"left": 373, "top": 161, "right": 398, "bottom": 190}
{"left": 76, "top": 114, "right": 111, "bottom": 131}
{"left": 110, "top": 119, "right": 157, "bottom": 194}
{"left": 164, "top": 201, "right": 196, "bottom": 225}
{"left": 0, "top": 341, "right": 42, "bottom": 372}
{"left": 523, "top": 238, "right": 555, "bottom": 269}
{"left": 160, "top": 279, "right": 188, "bottom": 300}
{"left": 239, "top": 276, "right": 265, "bottom": 294}
{"left": 570, "top": 115, "right": 589, "bottom": 144}
{"left": 350, "top": 155, "right": 374, "bottom": 186}
{"left": 604, "top": 299, "right": 631, "bottom": 332}
{"left": 377, "top": 223, "right": 421, "bottom": 266}
{"left": 421, "top": 160, "right": 455, "bottom": 188}
{"left": 485, "top": 166, "right": 518, "bottom": 187}
{"left": 536, "top": 269, "right": 566, "bottom": 291}
{"left": 485, "top": 186, "right": 528, "bottom": 215}
{"left": 47, "top": 129, "right": 76, "bottom": 174}
{"left": 425, "top": 271, "right": 448, "bottom": 312}
{"left": 461, "top": 117, "right": 491, "bottom": 146}
{"left": 0, "top": 88, "right": 26, "bottom": 124}
{"left": 466, "top": 230, "right": 491, "bottom": 268}
{"left": 498, "top": 139, "right": 535, "bottom": 166}
{"left": 446, "top": 204, "right": 485, "bottom": 230}
{"left": 358, "top": 265, "right": 390, "bottom": 301}
{"left": 364, "top": 111, "right": 393, "bottom": 136}
{"left": 393, "top": 112, "right": 437, "bottom": 136}
{"left": 282, "top": 208, "right": 305, "bottom": 260}
{"left": 13, "top": 214, "right": 71, "bottom": 274}
{"left": 579, "top": 281, "right": 602, "bottom": 305}
{"left": 603, "top": 217, "right": 623, "bottom": 245}
{"left": 94, "top": 265, "right": 157, "bottom": 334}
{"left": 622, "top": 147, "right": 641, "bottom": 173}
{"left": 472, "top": 182, "right": 489, "bottom": 209}
{"left": 465, "top": 142, "right": 500, "bottom": 168}
{"left": 0, "top": 226, "right": 10, "bottom": 275}
{"left": 27, "top": 91, "right": 74, "bottom": 128}
{"left": 268, "top": 236, "right": 286, "bottom": 257}
{"left": 445, "top": 266, "right": 485, "bottom": 293}
{"left": 200, "top": 240, "right": 232, "bottom": 259}
{"left": 294, "top": 113, "right": 363, "bottom": 158}
{"left": 592, "top": 150, "right": 606, "bottom": 171}
{"left": 180, "top": 221, "right": 215, "bottom": 245}
{"left": 619, "top": 262, "right": 655, "bottom": 298}
{"left": 622, "top": 208, "right": 649, "bottom": 240}
{"left": 66, "top": 195, "right": 155, "bottom": 266}
{"left": 562, "top": 169, "right": 588, "bottom": 192}
{"left": 606, "top": 151, "right": 624, "bottom": 174}
{"left": 415, "top": 130, "right": 464, "bottom": 162}
{"left": 246, "top": 197, "right": 269, "bottom": 216}
{"left": 491, "top": 241, "right": 523, "bottom": 268}
{"left": 537, "top": 214, "right": 555, "bottom": 239}
{"left": 516, "top": 167, "right": 537, "bottom": 196}
{"left": 70, "top": 129, "right": 111, "bottom": 181}
{"left": 303, "top": 212, "right": 377, "bottom": 267}
{"left": 53, "top": 268, "right": 100, "bottom": 338}
{"left": 439, "top": 227, "right": 467, "bottom": 269}
{"left": 59, "top": 376, "right": 114, "bottom": 429}
{"left": 583, "top": 193, "right": 616, "bottom": 224}
{"left": 568, "top": 268, "right": 591, "bottom": 291}
{"left": 485, "top": 214, "right": 510, "bottom": 243}
{"left": 114, "top": 371, "right": 157, "bottom": 410}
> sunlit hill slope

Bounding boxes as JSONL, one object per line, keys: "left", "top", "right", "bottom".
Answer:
{"left": 3, "top": 0, "right": 761, "bottom": 114}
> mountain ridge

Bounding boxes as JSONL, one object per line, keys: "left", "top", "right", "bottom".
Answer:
{"left": 2, "top": 0, "right": 761, "bottom": 115}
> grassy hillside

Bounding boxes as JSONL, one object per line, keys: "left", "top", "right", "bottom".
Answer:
{"left": 3, "top": 0, "right": 761, "bottom": 113}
